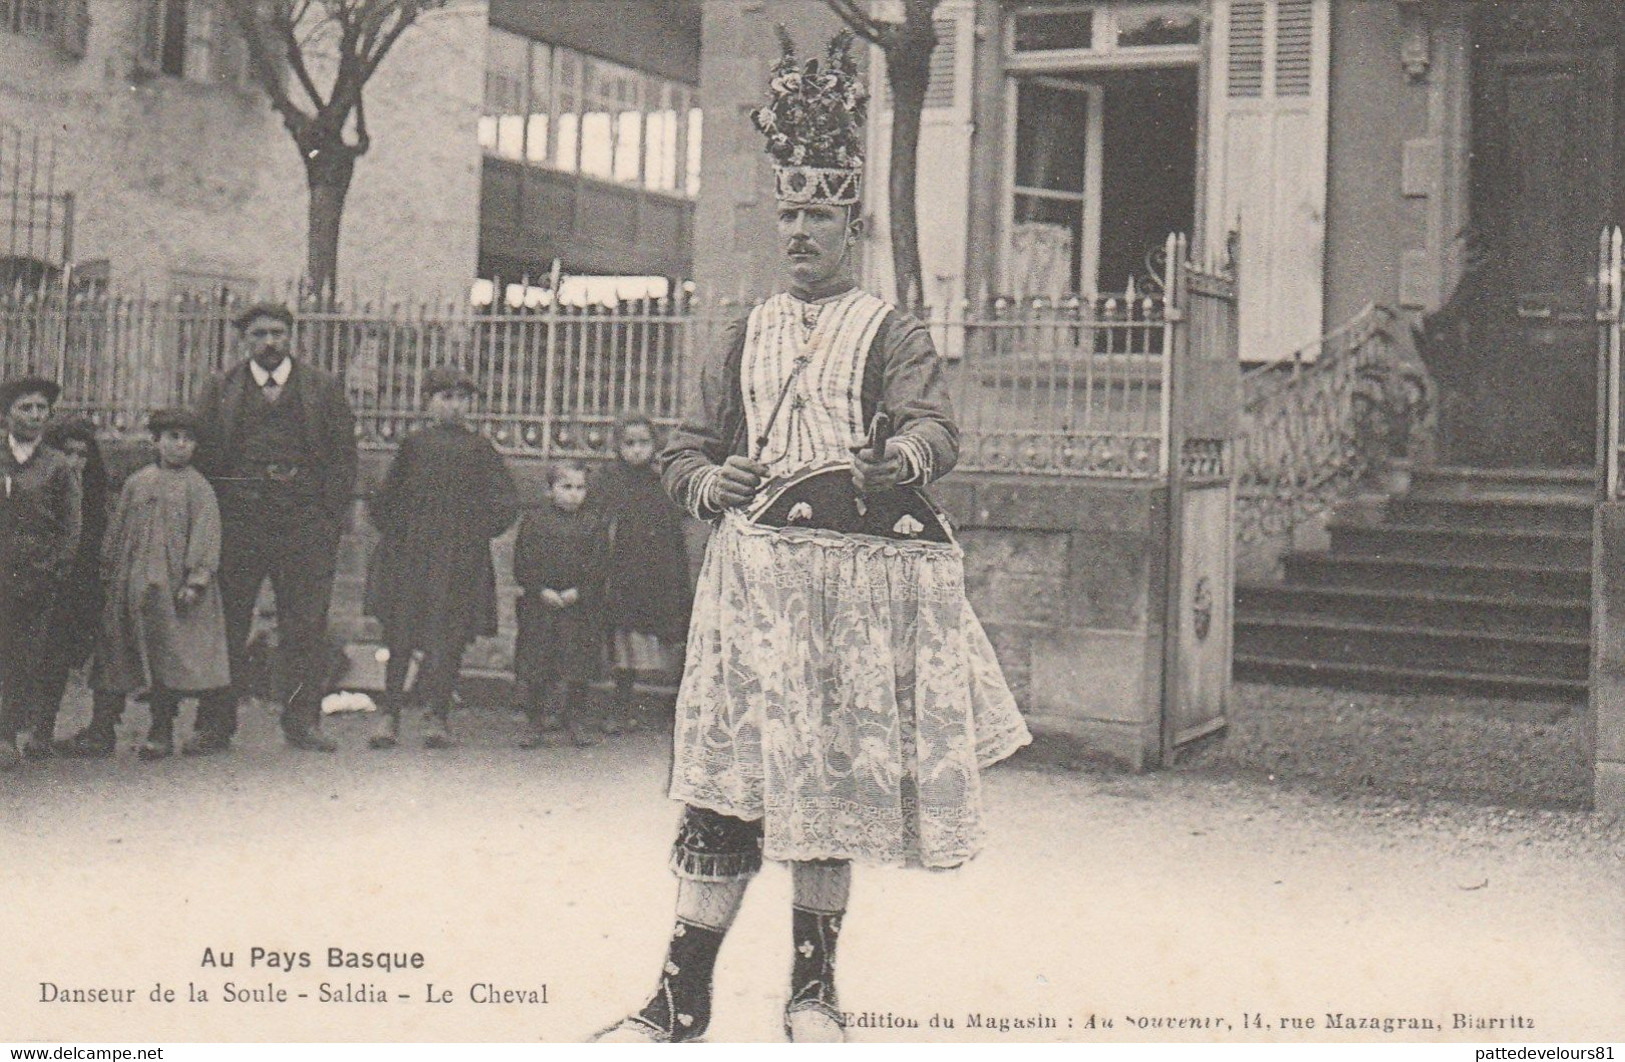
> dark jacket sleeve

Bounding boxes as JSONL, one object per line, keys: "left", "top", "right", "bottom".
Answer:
{"left": 191, "top": 371, "right": 228, "bottom": 481}
{"left": 367, "top": 433, "right": 415, "bottom": 539}
{"left": 49, "top": 454, "right": 83, "bottom": 577}
{"left": 656, "top": 315, "right": 749, "bottom": 520}
{"left": 872, "top": 312, "right": 960, "bottom": 485}
{"left": 579, "top": 509, "right": 609, "bottom": 619}
{"left": 478, "top": 441, "right": 521, "bottom": 540}
{"left": 317, "top": 368, "right": 359, "bottom": 526}
{"left": 512, "top": 513, "right": 541, "bottom": 591}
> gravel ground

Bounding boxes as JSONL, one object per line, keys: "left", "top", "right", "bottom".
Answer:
{"left": 3, "top": 681, "right": 1622, "bottom": 1044}
{"left": 1174, "top": 682, "right": 1592, "bottom": 810}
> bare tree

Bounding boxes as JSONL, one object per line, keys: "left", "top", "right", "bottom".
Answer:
{"left": 221, "top": 0, "right": 450, "bottom": 294}
{"left": 823, "top": 0, "right": 939, "bottom": 308}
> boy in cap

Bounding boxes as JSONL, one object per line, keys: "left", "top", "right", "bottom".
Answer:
{"left": 90, "top": 408, "right": 230, "bottom": 758}
{"left": 364, "top": 366, "right": 519, "bottom": 748}
{"left": 0, "top": 375, "right": 81, "bottom": 768}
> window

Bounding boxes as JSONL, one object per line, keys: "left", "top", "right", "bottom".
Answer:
{"left": 3, "top": 0, "right": 88, "bottom": 55}
{"left": 479, "top": 29, "right": 527, "bottom": 160}
{"left": 1013, "top": 9, "right": 1094, "bottom": 53}
{"left": 1009, "top": 2, "right": 1200, "bottom": 59}
{"left": 1115, "top": 3, "right": 1199, "bottom": 48}
{"left": 135, "top": 0, "right": 252, "bottom": 85}
{"left": 481, "top": 27, "right": 702, "bottom": 198}
{"left": 1008, "top": 80, "right": 1101, "bottom": 296}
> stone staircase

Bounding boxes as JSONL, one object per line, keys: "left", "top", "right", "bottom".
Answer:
{"left": 1234, "top": 467, "right": 1595, "bottom": 702}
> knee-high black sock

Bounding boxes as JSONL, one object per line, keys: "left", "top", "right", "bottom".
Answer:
{"left": 788, "top": 905, "right": 842, "bottom": 1017}
{"left": 633, "top": 918, "right": 726, "bottom": 1041}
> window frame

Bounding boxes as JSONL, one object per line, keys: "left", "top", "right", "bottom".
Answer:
{"left": 1006, "top": 1, "right": 1201, "bottom": 72}
{"left": 481, "top": 27, "right": 702, "bottom": 202}
{"left": 1000, "top": 75, "right": 1104, "bottom": 297}
{"left": 133, "top": 0, "right": 256, "bottom": 89}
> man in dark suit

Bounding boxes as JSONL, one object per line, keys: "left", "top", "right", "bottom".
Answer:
{"left": 188, "top": 302, "right": 357, "bottom": 753}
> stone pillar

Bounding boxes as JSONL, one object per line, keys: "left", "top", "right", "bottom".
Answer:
{"left": 1590, "top": 504, "right": 1625, "bottom": 817}
{"left": 937, "top": 476, "right": 1172, "bottom": 770}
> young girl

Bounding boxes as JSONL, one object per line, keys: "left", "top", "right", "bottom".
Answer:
{"left": 512, "top": 459, "right": 603, "bottom": 748}
{"left": 596, "top": 412, "right": 692, "bottom": 732}
{"left": 365, "top": 366, "right": 519, "bottom": 750}
{"left": 91, "top": 408, "right": 230, "bottom": 760}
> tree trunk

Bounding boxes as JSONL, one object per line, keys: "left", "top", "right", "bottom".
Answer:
{"left": 302, "top": 141, "right": 358, "bottom": 298}
{"left": 885, "top": 31, "right": 933, "bottom": 310}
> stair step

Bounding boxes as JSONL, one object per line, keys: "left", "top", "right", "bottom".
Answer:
{"left": 1235, "top": 584, "right": 1589, "bottom": 637}
{"left": 1234, "top": 616, "right": 1588, "bottom": 679}
{"left": 1232, "top": 653, "right": 1585, "bottom": 708}
{"left": 1284, "top": 552, "right": 1591, "bottom": 598}
{"left": 1406, "top": 468, "right": 1595, "bottom": 505}
{"left": 1384, "top": 496, "right": 1594, "bottom": 534}
{"left": 1327, "top": 523, "right": 1592, "bottom": 567}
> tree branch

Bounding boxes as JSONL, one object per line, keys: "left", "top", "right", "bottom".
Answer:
{"left": 361, "top": 8, "right": 420, "bottom": 81}
{"left": 352, "top": 90, "right": 369, "bottom": 153}
{"left": 822, "top": 0, "right": 889, "bottom": 47}
{"left": 219, "top": 0, "right": 311, "bottom": 133}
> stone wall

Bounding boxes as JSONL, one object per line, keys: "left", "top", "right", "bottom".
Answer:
{"left": 937, "top": 475, "right": 1169, "bottom": 770}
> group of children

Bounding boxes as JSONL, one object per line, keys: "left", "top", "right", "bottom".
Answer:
{"left": 366, "top": 368, "right": 693, "bottom": 751}
{"left": 34, "top": 369, "right": 691, "bottom": 759}
{"left": 510, "top": 417, "right": 693, "bottom": 749}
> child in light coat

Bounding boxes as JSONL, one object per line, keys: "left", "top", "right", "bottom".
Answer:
{"left": 91, "top": 408, "right": 230, "bottom": 759}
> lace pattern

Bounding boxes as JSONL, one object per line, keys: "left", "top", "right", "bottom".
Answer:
{"left": 669, "top": 513, "right": 1032, "bottom": 868}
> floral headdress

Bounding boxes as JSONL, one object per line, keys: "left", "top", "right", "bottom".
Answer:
{"left": 750, "top": 26, "right": 868, "bottom": 207}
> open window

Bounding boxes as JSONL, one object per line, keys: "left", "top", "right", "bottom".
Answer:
{"left": 134, "top": 0, "right": 253, "bottom": 87}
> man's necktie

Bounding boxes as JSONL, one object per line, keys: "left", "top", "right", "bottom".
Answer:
{"left": 262, "top": 379, "right": 281, "bottom": 404}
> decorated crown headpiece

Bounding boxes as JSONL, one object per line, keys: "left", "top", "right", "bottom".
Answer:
{"left": 751, "top": 26, "right": 868, "bottom": 207}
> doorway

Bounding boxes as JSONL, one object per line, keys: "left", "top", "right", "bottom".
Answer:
{"left": 1435, "top": 5, "right": 1625, "bottom": 468}
{"left": 1003, "top": 64, "right": 1198, "bottom": 298}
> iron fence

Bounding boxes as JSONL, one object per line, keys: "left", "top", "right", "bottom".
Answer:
{"left": 0, "top": 238, "right": 1239, "bottom": 475}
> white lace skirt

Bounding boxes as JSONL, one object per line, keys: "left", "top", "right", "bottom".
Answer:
{"left": 669, "top": 511, "right": 1032, "bottom": 869}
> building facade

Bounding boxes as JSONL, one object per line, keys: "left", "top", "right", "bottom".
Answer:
{"left": 478, "top": 0, "right": 702, "bottom": 286}
{"left": 0, "top": 0, "right": 484, "bottom": 298}
{"left": 0, "top": 0, "right": 705, "bottom": 302}
{"left": 697, "top": 0, "right": 1624, "bottom": 471}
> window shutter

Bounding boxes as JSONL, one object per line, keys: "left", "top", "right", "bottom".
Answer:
{"left": 1226, "top": 0, "right": 1264, "bottom": 97}
{"left": 211, "top": 0, "right": 252, "bottom": 88}
{"left": 923, "top": 15, "right": 958, "bottom": 109}
{"left": 876, "top": 16, "right": 960, "bottom": 111}
{"left": 1274, "top": 0, "right": 1313, "bottom": 96}
{"left": 133, "top": 0, "right": 164, "bottom": 75}
{"left": 1207, "top": 0, "right": 1330, "bottom": 362}
{"left": 55, "top": 0, "right": 88, "bottom": 57}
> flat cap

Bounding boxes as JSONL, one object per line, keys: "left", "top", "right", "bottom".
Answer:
{"left": 231, "top": 301, "right": 295, "bottom": 330}
{"left": 148, "top": 407, "right": 201, "bottom": 436}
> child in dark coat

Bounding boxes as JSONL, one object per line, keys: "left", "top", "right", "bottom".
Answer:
{"left": 365, "top": 366, "right": 520, "bottom": 749}
{"left": 596, "top": 412, "right": 692, "bottom": 733}
{"left": 513, "top": 459, "right": 603, "bottom": 748}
